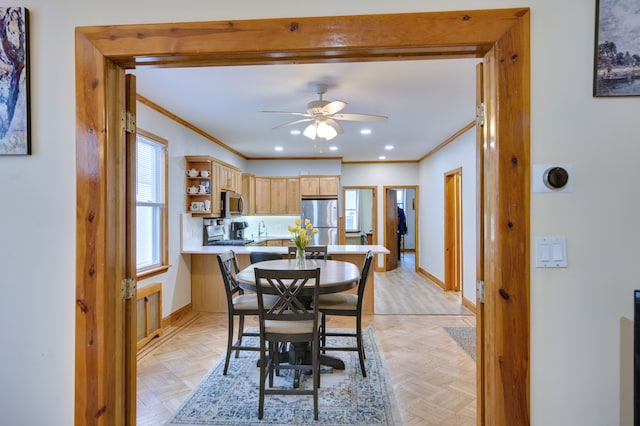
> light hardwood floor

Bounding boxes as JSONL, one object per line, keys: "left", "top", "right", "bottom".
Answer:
{"left": 137, "top": 253, "right": 477, "bottom": 425}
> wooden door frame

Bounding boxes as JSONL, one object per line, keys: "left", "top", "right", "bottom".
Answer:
{"left": 342, "top": 185, "right": 378, "bottom": 248}
{"left": 75, "top": 9, "right": 530, "bottom": 425}
{"left": 383, "top": 185, "right": 419, "bottom": 271}
{"left": 444, "top": 169, "right": 462, "bottom": 292}
{"left": 383, "top": 188, "right": 398, "bottom": 271}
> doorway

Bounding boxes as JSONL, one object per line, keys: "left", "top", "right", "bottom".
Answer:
{"left": 444, "top": 169, "right": 462, "bottom": 292}
{"left": 75, "top": 9, "right": 530, "bottom": 425}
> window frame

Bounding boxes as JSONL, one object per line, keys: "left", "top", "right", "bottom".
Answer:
{"left": 135, "top": 128, "right": 169, "bottom": 279}
{"left": 344, "top": 188, "right": 359, "bottom": 232}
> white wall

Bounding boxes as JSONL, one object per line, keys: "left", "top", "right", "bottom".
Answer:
{"left": 419, "top": 129, "right": 477, "bottom": 304}
{"left": 1, "top": 1, "right": 639, "bottom": 425}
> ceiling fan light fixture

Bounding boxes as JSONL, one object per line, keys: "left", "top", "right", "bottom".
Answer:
{"left": 303, "top": 122, "right": 317, "bottom": 140}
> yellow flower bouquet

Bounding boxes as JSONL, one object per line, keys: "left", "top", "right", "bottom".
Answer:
{"left": 288, "top": 218, "right": 318, "bottom": 250}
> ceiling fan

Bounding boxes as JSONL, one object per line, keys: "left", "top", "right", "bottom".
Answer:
{"left": 262, "top": 83, "right": 388, "bottom": 141}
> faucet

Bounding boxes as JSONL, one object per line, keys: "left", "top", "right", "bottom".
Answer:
{"left": 258, "top": 221, "right": 267, "bottom": 237}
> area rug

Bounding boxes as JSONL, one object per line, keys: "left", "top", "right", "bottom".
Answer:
{"left": 444, "top": 326, "right": 476, "bottom": 361}
{"left": 166, "top": 325, "right": 400, "bottom": 425}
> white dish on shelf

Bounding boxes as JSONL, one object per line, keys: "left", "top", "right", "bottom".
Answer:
{"left": 200, "top": 170, "right": 209, "bottom": 177}
{"left": 187, "top": 168, "right": 199, "bottom": 177}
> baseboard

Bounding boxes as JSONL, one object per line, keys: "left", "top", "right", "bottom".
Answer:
{"left": 462, "top": 297, "right": 476, "bottom": 314}
{"left": 418, "top": 267, "right": 445, "bottom": 290}
{"left": 161, "top": 303, "right": 193, "bottom": 329}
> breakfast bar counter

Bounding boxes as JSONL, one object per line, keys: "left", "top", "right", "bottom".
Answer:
{"left": 184, "top": 244, "right": 389, "bottom": 314}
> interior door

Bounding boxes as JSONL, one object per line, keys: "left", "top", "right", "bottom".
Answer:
{"left": 444, "top": 169, "right": 462, "bottom": 292}
{"left": 384, "top": 189, "right": 398, "bottom": 271}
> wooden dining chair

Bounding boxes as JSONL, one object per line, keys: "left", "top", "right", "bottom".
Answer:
{"left": 253, "top": 267, "right": 322, "bottom": 420}
{"left": 216, "top": 250, "right": 279, "bottom": 375}
{"left": 249, "top": 251, "right": 282, "bottom": 264}
{"left": 287, "top": 245, "right": 331, "bottom": 260}
{"left": 317, "top": 250, "right": 374, "bottom": 377}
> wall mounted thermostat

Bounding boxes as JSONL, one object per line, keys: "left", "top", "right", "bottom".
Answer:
{"left": 532, "top": 163, "right": 574, "bottom": 193}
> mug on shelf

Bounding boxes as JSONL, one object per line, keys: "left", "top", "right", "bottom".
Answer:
{"left": 200, "top": 170, "right": 209, "bottom": 178}
{"left": 199, "top": 185, "right": 207, "bottom": 193}
{"left": 188, "top": 186, "right": 198, "bottom": 194}
{"left": 204, "top": 200, "right": 211, "bottom": 211}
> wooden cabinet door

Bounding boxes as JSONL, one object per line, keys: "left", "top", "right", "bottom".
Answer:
{"left": 241, "top": 174, "right": 256, "bottom": 215}
{"left": 270, "top": 178, "right": 287, "bottom": 214}
{"left": 300, "top": 177, "right": 319, "bottom": 197}
{"left": 286, "top": 178, "right": 300, "bottom": 214}
{"left": 319, "top": 176, "right": 339, "bottom": 196}
{"left": 255, "top": 177, "right": 271, "bottom": 214}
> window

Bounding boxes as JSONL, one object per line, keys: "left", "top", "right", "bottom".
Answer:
{"left": 136, "top": 129, "right": 168, "bottom": 278}
{"left": 396, "top": 189, "right": 405, "bottom": 210}
{"left": 345, "top": 189, "right": 359, "bottom": 231}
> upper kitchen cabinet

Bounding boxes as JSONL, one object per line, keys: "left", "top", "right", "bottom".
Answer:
{"left": 218, "top": 162, "right": 242, "bottom": 194}
{"left": 299, "top": 176, "right": 340, "bottom": 198}
{"left": 254, "top": 177, "right": 271, "bottom": 215}
{"left": 286, "top": 178, "right": 300, "bottom": 214}
{"left": 185, "top": 156, "right": 217, "bottom": 217}
{"left": 241, "top": 173, "right": 256, "bottom": 215}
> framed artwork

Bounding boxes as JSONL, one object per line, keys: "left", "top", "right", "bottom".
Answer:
{"left": 0, "top": 7, "right": 29, "bottom": 155}
{"left": 594, "top": 0, "right": 640, "bottom": 97}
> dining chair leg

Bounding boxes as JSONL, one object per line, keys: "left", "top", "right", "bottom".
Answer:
{"left": 320, "top": 314, "right": 327, "bottom": 354}
{"left": 356, "top": 314, "right": 367, "bottom": 377}
{"left": 223, "top": 312, "right": 234, "bottom": 375}
{"left": 258, "top": 344, "right": 267, "bottom": 420}
{"left": 235, "top": 314, "right": 245, "bottom": 358}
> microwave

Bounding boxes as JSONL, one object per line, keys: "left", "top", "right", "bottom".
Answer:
{"left": 221, "top": 191, "right": 244, "bottom": 217}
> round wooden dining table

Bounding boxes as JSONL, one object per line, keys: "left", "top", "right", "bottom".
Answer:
{"left": 236, "top": 258, "right": 360, "bottom": 295}
{"left": 236, "top": 258, "right": 361, "bottom": 375}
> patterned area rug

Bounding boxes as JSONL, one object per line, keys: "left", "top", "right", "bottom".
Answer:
{"left": 166, "top": 325, "right": 399, "bottom": 425}
{"left": 444, "top": 326, "right": 476, "bottom": 361}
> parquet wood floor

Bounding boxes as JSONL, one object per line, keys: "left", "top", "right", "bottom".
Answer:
{"left": 137, "top": 253, "right": 476, "bottom": 425}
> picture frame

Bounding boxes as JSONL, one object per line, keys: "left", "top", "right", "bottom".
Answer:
{"left": 0, "top": 7, "right": 30, "bottom": 155}
{"left": 593, "top": 0, "right": 640, "bottom": 97}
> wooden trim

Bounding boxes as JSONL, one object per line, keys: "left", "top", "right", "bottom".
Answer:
{"left": 462, "top": 296, "right": 477, "bottom": 314}
{"left": 161, "top": 303, "right": 193, "bottom": 329}
{"left": 75, "top": 8, "right": 530, "bottom": 425}
{"left": 419, "top": 121, "right": 476, "bottom": 162}
{"left": 418, "top": 267, "right": 445, "bottom": 290}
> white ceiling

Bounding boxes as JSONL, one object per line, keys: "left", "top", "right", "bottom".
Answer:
{"left": 131, "top": 58, "right": 480, "bottom": 162}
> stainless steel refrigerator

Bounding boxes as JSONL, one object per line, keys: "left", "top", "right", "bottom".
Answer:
{"left": 300, "top": 198, "right": 338, "bottom": 245}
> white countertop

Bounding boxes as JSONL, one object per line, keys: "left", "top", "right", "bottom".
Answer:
{"left": 181, "top": 244, "right": 390, "bottom": 255}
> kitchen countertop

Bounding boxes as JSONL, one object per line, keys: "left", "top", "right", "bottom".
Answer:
{"left": 181, "top": 243, "right": 390, "bottom": 255}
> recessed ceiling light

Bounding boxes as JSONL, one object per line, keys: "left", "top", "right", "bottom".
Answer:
{"left": 360, "top": 129, "right": 372, "bottom": 135}
{"left": 329, "top": 146, "right": 338, "bottom": 151}
{"left": 384, "top": 145, "right": 394, "bottom": 150}
{"left": 290, "top": 130, "right": 301, "bottom": 135}
{"left": 274, "top": 146, "right": 283, "bottom": 151}
{"left": 378, "top": 155, "right": 386, "bottom": 160}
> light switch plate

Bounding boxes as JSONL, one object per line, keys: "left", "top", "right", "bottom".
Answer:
{"left": 535, "top": 237, "right": 567, "bottom": 268}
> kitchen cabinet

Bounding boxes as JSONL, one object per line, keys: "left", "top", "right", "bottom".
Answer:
{"left": 185, "top": 156, "right": 217, "bottom": 216}
{"left": 219, "top": 163, "right": 242, "bottom": 193}
{"left": 241, "top": 174, "right": 256, "bottom": 215}
{"left": 299, "top": 175, "right": 340, "bottom": 198}
{"left": 255, "top": 177, "right": 271, "bottom": 214}
{"left": 286, "top": 178, "right": 300, "bottom": 214}
{"left": 270, "top": 178, "right": 287, "bottom": 214}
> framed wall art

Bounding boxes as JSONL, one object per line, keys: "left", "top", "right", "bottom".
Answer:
{"left": 594, "top": 0, "right": 640, "bottom": 97}
{"left": 0, "top": 7, "right": 29, "bottom": 155}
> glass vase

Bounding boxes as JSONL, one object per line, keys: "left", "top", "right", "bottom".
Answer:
{"left": 295, "top": 246, "right": 306, "bottom": 269}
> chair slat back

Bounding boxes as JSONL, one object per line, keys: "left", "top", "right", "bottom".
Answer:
{"left": 249, "top": 251, "right": 282, "bottom": 264}
{"left": 287, "top": 245, "right": 329, "bottom": 260}
{"left": 217, "top": 250, "right": 242, "bottom": 300}
{"left": 357, "top": 251, "right": 374, "bottom": 300}
{"left": 253, "top": 268, "right": 321, "bottom": 321}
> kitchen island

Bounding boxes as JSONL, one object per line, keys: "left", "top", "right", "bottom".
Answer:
{"left": 182, "top": 244, "right": 389, "bottom": 314}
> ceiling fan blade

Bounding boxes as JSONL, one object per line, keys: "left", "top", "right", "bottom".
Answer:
{"left": 260, "top": 110, "right": 312, "bottom": 117}
{"left": 271, "top": 117, "right": 313, "bottom": 130}
{"left": 332, "top": 113, "right": 388, "bottom": 122}
{"left": 321, "top": 100, "right": 347, "bottom": 115}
